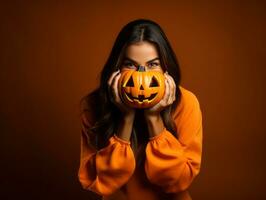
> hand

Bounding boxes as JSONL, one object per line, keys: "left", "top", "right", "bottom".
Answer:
{"left": 144, "top": 71, "right": 176, "bottom": 117}
{"left": 107, "top": 69, "right": 135, "bottom": 118}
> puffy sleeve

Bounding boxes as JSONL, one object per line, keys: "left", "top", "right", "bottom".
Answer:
{"left": 77, "top": 111, "right": 136, "bottom": 196}
{"left": 144, "top": 88, "right": 203, "bottom": 193}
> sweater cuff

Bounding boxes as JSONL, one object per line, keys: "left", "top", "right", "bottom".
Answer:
{"left": 149, "top": 127, "right": 167, "bottom": 141}
{"left": 112, "top": 134, "right": 131, "bottom": 145}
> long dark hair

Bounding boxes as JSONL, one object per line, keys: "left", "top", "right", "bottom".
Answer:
{"left": 79, "top": 19, "right": 182, "bottom": 167}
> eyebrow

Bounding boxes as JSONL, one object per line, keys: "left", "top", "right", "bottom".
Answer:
{"left": 123, "top": 57, "right": 160, "bottom": 64}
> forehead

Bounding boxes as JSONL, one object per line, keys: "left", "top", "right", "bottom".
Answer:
{"left": 124, "top": 41, "right": 159, "bottom": 60}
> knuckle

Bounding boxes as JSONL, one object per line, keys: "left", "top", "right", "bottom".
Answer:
{"left": 108, "top": 76, "right": 114, "bottom": 83}
{"left": 114, "top": 74, "right": 121, "bottom": 81}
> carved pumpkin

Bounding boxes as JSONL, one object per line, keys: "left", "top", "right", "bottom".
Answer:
{"left": 118, "top": 66, "right": 165, "bottom": 109}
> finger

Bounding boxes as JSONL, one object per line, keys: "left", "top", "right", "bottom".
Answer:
{"left": 108, "top": 69, "right": 120, "bottom": 87}
{"left": 111, "top": 72, "right": 122, "bottom": 103}
{"left": 161, "top": 77, "right": 170, "bottom": 107}
{"left": 165, "top": 74, "right": 173, "bottom": 104}
{"left": 108, "top": 70, "right": 120, "bottom": 100}
{"left": 165, "top": 74, "right": 176, "bottom": 103}
{"left": 166, "top": 76, "right": 173, "bottom": 105}
{"left": 167, "top": 74, "right": 176, "bottom": 101}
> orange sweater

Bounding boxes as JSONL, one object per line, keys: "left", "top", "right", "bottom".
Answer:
{"left": 78, "top": 86, "right": 203, "bottom": 200}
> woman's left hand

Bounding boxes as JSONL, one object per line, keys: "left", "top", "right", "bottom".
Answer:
{"left": 144, "top": 71, "right": 176, "bottom": 118}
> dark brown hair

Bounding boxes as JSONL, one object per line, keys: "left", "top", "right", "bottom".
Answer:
{"left": 79, "top": 18, "right": 182, "bottom": 168}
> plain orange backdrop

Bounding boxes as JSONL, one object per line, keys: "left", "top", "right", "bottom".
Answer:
{"left": 1, "top": 1, "right": 265, "bottom": 199}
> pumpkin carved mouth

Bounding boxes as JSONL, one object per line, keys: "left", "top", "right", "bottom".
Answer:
{"left": 125, "top": 92, "right": 158, "bottom": 103}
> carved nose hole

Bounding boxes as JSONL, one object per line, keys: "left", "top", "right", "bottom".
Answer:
{"left": 140, "top": 85, "right": 144, "bottom": 90}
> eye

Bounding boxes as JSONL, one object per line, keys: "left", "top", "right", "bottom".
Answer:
{"left": 123, "top": 62, "right": 137, "bottom": 69}
{"left": 148, "top": 62, "right": 160, "bottom": 68}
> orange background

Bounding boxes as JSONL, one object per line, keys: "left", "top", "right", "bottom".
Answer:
{"left": 1, "top": 1, "right": 266, "bottom": 199}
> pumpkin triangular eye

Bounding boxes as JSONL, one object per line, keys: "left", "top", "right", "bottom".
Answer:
{"left": 149, "top": 76, "right": 159, "bottom": 87}
{"left": 126, "top": 76, "right": 134, "bottom": 87}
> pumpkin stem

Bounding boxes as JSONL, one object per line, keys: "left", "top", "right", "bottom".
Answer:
{"left": 137, "top": 65, "right": 146, "bottom": 72}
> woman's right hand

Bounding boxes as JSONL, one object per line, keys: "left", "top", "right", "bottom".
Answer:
{"left": 107, "top": 69, "right": 135, "bottom": 118}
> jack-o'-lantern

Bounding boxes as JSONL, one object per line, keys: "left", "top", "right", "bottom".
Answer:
{"left": 118, "top": 66, "right": 165, "bottom": 109}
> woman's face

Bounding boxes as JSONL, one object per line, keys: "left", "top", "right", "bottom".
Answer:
{"left": 120, "top": 41, "right": 163, "bottom": 73}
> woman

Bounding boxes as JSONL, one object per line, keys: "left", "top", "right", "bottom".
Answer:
{"left": 78, "top": 19, "right": 203, "bottom": 200}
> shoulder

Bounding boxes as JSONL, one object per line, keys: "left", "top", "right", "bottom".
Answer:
{"left": 173, "top": 85, "right": 201, "bottom": 119}
{"left": 179, "top": 85, "right": 200, "bottom": 106}
{"left": 172, "top": 85, "right": 203, "bottom": 143}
